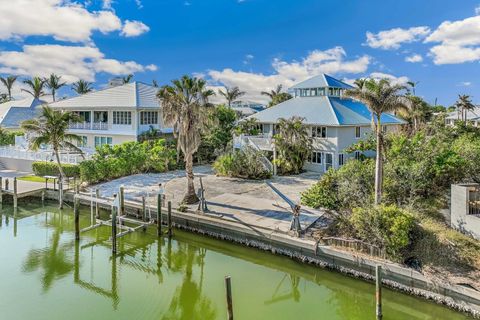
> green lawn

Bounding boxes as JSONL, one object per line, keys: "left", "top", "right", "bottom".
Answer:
{"left": 17, "top": 176, "right": 54, "bottom": 183}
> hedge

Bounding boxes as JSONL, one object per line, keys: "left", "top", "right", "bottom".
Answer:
{"left": 32, "top": 162, "right": 80, "bottom": 178}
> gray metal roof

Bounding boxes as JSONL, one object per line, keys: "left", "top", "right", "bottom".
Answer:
{"left": 446, "top": 107, "right": 480, "bottom": 120}
{"left": 50, "top": 82, "right": 160, "bottom": 109}
{"left": 248, "top": 96, "right": 405, "bottom": 126}
{"left": 291, "top": 74, "right": 353, "bottom": 90}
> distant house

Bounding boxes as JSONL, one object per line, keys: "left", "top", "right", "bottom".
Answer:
{"left": 50, "top": 82, "right": 167, "bottom": 150}
{"left": 231, "top": 100, "right": 266, "bottom": 117}
{"left": 451, "top": 184, "right": 480, "bottom": 240}
{"left": 0, "top": 97, "right": 45, "bottom": 130}
{"left": 445, "top": 107, "right": 480, "bottom": 126}
{"left": 235, "top": 74, "right": 405, "bottom": 173}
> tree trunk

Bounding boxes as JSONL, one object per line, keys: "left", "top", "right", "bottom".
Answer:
{"left": 374, "top": 114, "right": 383, "bottom": 205}
{"left": 183, "top": 152, "right": 199, "bottom": 204}
{"left": 54, "top": 147, "right": 65, "bottom": 209}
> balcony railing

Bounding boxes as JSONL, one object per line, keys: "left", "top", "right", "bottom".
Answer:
{"left": 0, "top": 146, "right": 91, "bottom": 164}
{"left": 69, "top": 121, "right": 108, "bottom": 130}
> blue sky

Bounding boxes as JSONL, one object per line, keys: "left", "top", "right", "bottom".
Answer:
{"left": 1, "top": 0, "right": 480, "bottom": 106}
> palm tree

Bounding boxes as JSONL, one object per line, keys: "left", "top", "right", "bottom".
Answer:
{"left": 157, "top": 75, "right": 215, "bottom": 204}
{"left": 45, "top": 74, "right": 66, "bottom": 102}
{"left": 218, "top": 86, "right": 245, "bottom": 107}
{"left": 0, "top": 75, "right": 18, "bottom": 101}
{"left": 22, "top": 77, "right": 47, "bottom": 99}
{"left": 403, "top": 96, "right": 431, "bottom": 133}
{"left": 72, "top": 80, "right": 93, "bottom": 95}
{"left": 407, "top": 81, "right": 419, "bottom": 96}
{"left": 344, "top": 78, "right": 411, "bottom": 204}
{"left": 455, "top": 94, "right": 476, "bottom": 123}
{"left": 353, "top": 78, "right": 366, "bottom": 89}
{"left": 261, "top": 84, "right": 292, "bottom": 107}
{"left": 21, "top": 106, "right": 83, "bottom": 207}
{"left": 152, "top": 80, "right": 159, "bottom": 87}
{"left": 122, "top": 74, "right": 133, "bottom": 84}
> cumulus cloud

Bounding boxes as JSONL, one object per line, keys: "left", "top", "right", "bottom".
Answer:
{"left": 0, "top": 45, "right": 154, "bottom": 83}
{"left": 366, "top": 26, "right": 431, "bottom": 50}
{"left": 425, "top": 15, "right": 480, "bottom": 64}
{"left": 121, "top": 20, "right": 150, "bottom": 37}
{"left": 405, "top": 54, "right": 423, "bottom": 63}
{"left": 207, "top": 47, "right": 370, "bottom": 103}
{"left": 369, "top": 72, "right": 410, "bottom": 85}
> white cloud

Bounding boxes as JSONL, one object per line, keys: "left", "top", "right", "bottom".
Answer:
{"left": 405, "top": 54, "right": 423, "bottom": 63}
{"left": 0, "top": 44, "right": 154, "bottom": 83}
{"left": 459, "top": 81, "right": 472, "bottom": 86}
{"left": 0, "top": 0, "right": 125, "bottom": 43}
{"left": 425, "top": 15, "right": 480, "bottom": 64}
{"left": 207, "top": 47, "right": 370, "bottom": 102}
{"left": 121, "top": 20, "right": 150, "bottom": 37}
{"left": 102, "top": 0, "right": 114, "bottom": 9}
{"left": 369, "top": 72, "right": 410, "bottom": 85}
{"left": 366, "top": 26, "right": 431, "bottom": 50}
{"left": 475, "top": 5, "right": 480, "bottom": 15}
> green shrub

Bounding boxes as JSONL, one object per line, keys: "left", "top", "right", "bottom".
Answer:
{"left": 350, "top": 205, "right": 415, "bottom": 258}
{"left": 0, "top": 130, "right": 23, "bottom": 146}
{"left": 213, "top": 147, "right": 272, "bottom": 180}
{"left": 79, "top": 139, "right": 178, "bottom": 184}
{"left": 301, "top": 159, "right": 374, "bottom": 210}
{"left": 32, "top": 162, "right": 80, "bottom": 178}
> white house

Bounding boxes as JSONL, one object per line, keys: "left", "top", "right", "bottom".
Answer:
{"left": 235, "top": 74, "right": 405, "bottom": 173}
{"left": 50, "top": 82, "right": 167, "bottom": 150}
{"left": 445, "top": 107, "right": 480, "bottom": 126}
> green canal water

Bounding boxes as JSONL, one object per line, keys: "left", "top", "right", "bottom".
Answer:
{"left": 0, "top": 202, "right": 471, "bottom": 320}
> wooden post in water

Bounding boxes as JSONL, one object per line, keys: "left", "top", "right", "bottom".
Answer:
{"left": 156, "top": 194, "right": 161, "bottom": 236}
{"left": 225, "top": 276, "right": 233, "bottom": 320}
{"left": 95, "top": 189, "right": 100, "bottom": 219}
{"left": 112, "top": 194, "right": 118, "bottom": 255}
{"left": 74, "top": 195, "right": 80, "bottom": 241}
{"left": 41, "top": 191, "right": 45, "bottom": 205}
{"left": 0, "top": 177, "right": 3, "bottom": 205}
{"left": 58, "top": 179, "right": 63, "bottom": 209}
{"left": 376, "top": 265, "right": 382, "bottom": 320}
{"left": 5, "top": 178, "right": 8, "bottom": 191}
{"left": 119, "top": 186, "right": 125, "bottom": 216}
{"left": 142, "top": 196, "right": 146, "bottom": 222}
{"left": 167, "top": 201, "right": 172, "bottom": 237}
{"left": 13, "top": 177, "right": 17, "bottom": 209}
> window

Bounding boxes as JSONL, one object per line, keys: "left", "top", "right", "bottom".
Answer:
{"left": 312, "top": 126, "right": 327, "bottom": 138}
{"left": 311, "top": 151, "right": 323, "bottom": 164}
{"left": 77, "top": 136, "right": 87, "bottom": 147}
{"left": 93, "top": 111, "right": 108, "bottom": 123}
{"left": 113, "top": 111, "right": 132, "bottom": 125}
{"left": 382, "top": 125, "right": 388, "bottom": 133}
{"left": 338, "top": 153, "right": 344, "bottom": 166}
{"left": 355, "top": 126, "right": 361, "bottom": 138}
{"left": 354, "top": 151, "right": 362, "bottom": 160}
{"left": 140, "top": 111, "right": 158, "bottom": 125}
{"left": 94, "top": 136, "right": 113, "bottom": 148}
{"left": 75, "top": 111, "right": 90, "bottom": 123}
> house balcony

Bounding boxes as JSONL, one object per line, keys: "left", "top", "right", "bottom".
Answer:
{"left": 233, "top": 134, "right": 273, "bottom": 151}
{"left": 69, "top": 121, "right": 108, "bottom": 130}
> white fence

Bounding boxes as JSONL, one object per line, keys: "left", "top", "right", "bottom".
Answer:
{"left": 0, "top": 146, "right": 90, "bottom": 165}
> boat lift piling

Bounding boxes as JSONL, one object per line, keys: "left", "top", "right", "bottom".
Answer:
{"left": 157, "top": 194, "right": 162, "bottom": 236}
{"left": 167, "top": 201, "right": 173, "bottom": 237}
{"left": 111, "top": 194, "right": 117, "bottom": 255}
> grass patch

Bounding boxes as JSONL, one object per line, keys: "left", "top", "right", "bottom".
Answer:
{"left": 17, "top": 176, "right": 55, "bottom": 183}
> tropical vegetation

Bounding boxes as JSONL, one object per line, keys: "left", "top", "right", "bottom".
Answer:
{"left": 45, "top": 73, "right": 66, "bottom": 102}
{"left": 157, "top": 75, "right": 215, "bottom": 204}
{"left": 72, "top": 80, "right": 93, "bottom": 95}
{"left": 261, "top": 84, "right": 292, "bottom": 107}
{"left": 213, "top": 147, "right": 271, "bottom": 179}
{"left": 0, "top": 75, "right": 17, "bottom": 101}
{"left": 22, "top": 77, "right": 47, "bottom": 99}
{"left": 218, "top": 86, "right": 245, "bottom": 106}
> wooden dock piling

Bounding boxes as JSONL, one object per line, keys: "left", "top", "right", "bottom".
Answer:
{"left": 167, "top": 201, "right": 172, "bottom": 237}
{"left": 156, "top": 194, "right": 161, "bottom": 236}
{"left": 59, "top": 179, "right": 63, "bottom": 209}
{"left": 112, "top": 194, "right": 118, "bottom": 255}
{"left": 119, "top": 186, "right": 125, "bottom": 216}
{"left": 13, "top": 177, "right": 17, "bottom": 209}
{"left": 0, "top": 177, "right": 3, "bottom": 205}
{"left": 74, "top": 195, "right": 80, "bottom": 241}
{"left": 95, "top": 189, "right": 100, "bottom": 218}
{"left": 376, "top": 265, "right": 382, "bottom": 320}
{"left": 5, "top": 178, "right": 8, "bottom": 191}
{"left": 225, "top": 276, "right": 233, "bottom": 320}
{"left": 142, "top": 196, "right": 146, "bottom": 222}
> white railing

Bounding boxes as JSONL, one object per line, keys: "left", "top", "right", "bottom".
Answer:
{"left": 233, "top": 134, "right": 274, "bottom": 172}
{"left": 69, "top": 121, "right": 108, "bottom": 130}
{"left": 0, "top": 146, "right": 91, "bottom": 164}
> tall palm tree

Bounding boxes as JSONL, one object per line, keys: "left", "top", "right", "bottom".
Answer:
{"left": 157, "top": 75, "right": 215, "bottom": 204}
{"left": 218, "top": 86, "right": 245, "bottom": 107}
{"left": 353, "top": 78, "right": 366, "bottom": 89}
{"left": 22, "top": 77, "right": 47, "bottom": 99}
{"left": 21, "top": 106, "right": 83, "bottom": 208}
{"left": 0, "top": 75, "right": 18, "bottom": 101}
{"left": 122, "top": 74, "right": 133, "bottom": 84}
{"left": 72, "top": 80, "right": 93, "bottom": 95}
{"left": 344, "top": 78, "right": 411, "bottom": 204}
{"left": 455, "top": 94, "right": 476, "bottom": 123}
{"left": 407, "top": 81, "right": 419, "bottom": 96}
{"left": 261, "top": 84, "right": 292, "bottom": 107}
{"left": 45, "top": 74, "right": 66, "bottom": 102}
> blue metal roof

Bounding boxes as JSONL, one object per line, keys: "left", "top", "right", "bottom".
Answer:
{"left": 249, "top": 96, "right": 405, "bottom": 126}
{"left": 291, "top": 74, "right": 353, "bottom": 90}
{"left": 2, "top": 106, "right": 41, "bottom": 128}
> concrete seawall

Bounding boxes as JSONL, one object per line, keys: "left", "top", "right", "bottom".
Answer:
{"left": 43, "top": 190, "right": 480, "bottom": 318}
